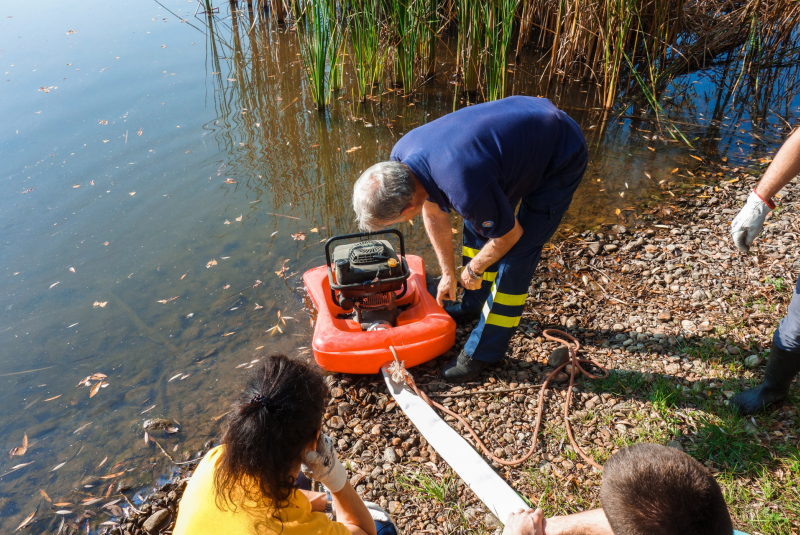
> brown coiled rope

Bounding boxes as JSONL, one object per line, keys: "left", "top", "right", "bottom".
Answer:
{"left": 389, "top": 329, "right": 609, "bottom": 470}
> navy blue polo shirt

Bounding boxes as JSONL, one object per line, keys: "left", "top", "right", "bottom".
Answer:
{"left": 390, "top": 96, "right": 586, "bottom": 239}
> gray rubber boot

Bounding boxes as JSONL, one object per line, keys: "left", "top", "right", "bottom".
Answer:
{"left": 730, "top": 344, "right": 800, "bottom": 415}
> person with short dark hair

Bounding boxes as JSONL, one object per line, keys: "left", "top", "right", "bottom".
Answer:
{"left": 173, "top": 355, "right": 390, "bottom": 535}
{"left": 503, "top": 443, "right": 740, "bottom": 535}
{"left": 352, "top": 96, "right": 587, "bottom": 383}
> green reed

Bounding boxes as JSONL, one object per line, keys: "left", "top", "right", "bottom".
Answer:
{"left": 482, "top": 0, "right": 517, "bottom": 101}
{"left": 349, "top": 0, "right": 388, "bottom": 101}
{"left": 290, "top": 0, "right": 345, "bottom": 110}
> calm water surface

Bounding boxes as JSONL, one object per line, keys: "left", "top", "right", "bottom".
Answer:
{"left": 2, "top": 1, "right": 798, "bottom": 531}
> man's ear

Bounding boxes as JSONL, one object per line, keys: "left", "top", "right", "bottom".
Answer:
{"left": 398, "top": 202, "right": 415, "bottom": 218}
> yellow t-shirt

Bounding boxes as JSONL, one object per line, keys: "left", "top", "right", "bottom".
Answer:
{"left": 174, "top": 446, "right": 350, "bottom": 535}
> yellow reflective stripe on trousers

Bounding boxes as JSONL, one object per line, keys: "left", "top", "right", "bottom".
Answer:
{"left": 492, "top": 291, "right": 526, "bottom": 306}
{"left": 462, "top": 246, "right": 497, "bottom": 281}
{"left": 462, "top": 246, "right": 480, "bottom": 258}
{"left": 480, "top": 284, "right": 522, "bottom": 328}
{"left": 485, "top": 313, "right": 521, "bottom": 328}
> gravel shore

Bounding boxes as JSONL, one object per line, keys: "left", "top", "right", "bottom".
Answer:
{"left": 107, "top": 164, "right": 799, "bottom": 535}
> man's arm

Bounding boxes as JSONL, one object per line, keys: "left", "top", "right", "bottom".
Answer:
{"left": 731, "top": 127, "right": 800, "bottom": 252}
{"left": 543, "top": 509, "right": 613, "bottom": 535}
{"left": 422, "top": 200, "right": 458, "bottom": 305}
{"left": 460, "top": 219, "right": 524, "bottom": 290}
{"left": 755, "top": 127, "right": 800, "bottom": 199}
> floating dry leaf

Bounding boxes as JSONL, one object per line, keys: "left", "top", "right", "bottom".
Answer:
{"left": 69, "top": 267, "right": 75, "bottom": 273}
{"left": 49, "top": 282, "right": 60, "bottom": 289}
{"left": 98, "top": 456, "right": 108, "bottom": 468}
{"left": 140, "top": 404, "right": 156, "bottom": 414}
{"left": 90, "top": 373, "right": 107, "bottom": 380}
{"left": 53, "top": 502, "right": 72, "bottom": 507}
{"left": 254, "top": 303, "right": 263, "bottom": 310}
{"left": 98, "top": 470, "right": 126, "bottom": 480}
{"left": 206, "top": 259, "right": 217, "bottom": 269}
{"left": 73, "top": 423, "right": 92, "bottom": 434}
{"left": 223, "top": 178, "right": 236, "bottom": 184}
{"left": 51, "top": 462, "right": 66, "bottom": 472}
{"left": 39, "top": 489, "right": 51, "bottom": 502}
{"left": 156, "top": 296, "right": 179, "bottom": 304}
{"left": 73, "top": 184, "right": 81, "bottom": 188}
{"left": 93, "top": 301, "right": 108, "bottom": 308}
{"left": 55, "top": 510, "right": 73, "bottom": 515}
{"left": 129, "top": 191, "right": 136, "bottom": 196}
{"left": 223, "top": 284, "right": 230, "bottom": 290}
{"left": 223, "top": 220, "right": 230, "bottom": 225}
{"left": 89, "top": 381, "right": 104, "bottom": 398}
{"left": 144, "top": 432, "right": 149, "bottom": 444}
{"left": 223, "top": 332, "right": 235, "bottom": 337}
{"left": 291, "top": 232, "right": 306, "bottom": 241}
{"left": 81, "top": 497, "right": 103, "bottom": 505}
{"left": 310, "top": 227, "right": 319, "bottom": 233}
{"left": 345, "top": 146, "right": 362, "bottom": 153}
{"left": 43, "top": 394, "right": 60, "bottom": 401}
{"left": 15, "top": 510, "right": 36, "bottom": 531}
{"left": 235, "top": 215, "right": 242, "bottom": 222}
{"left": 137, "top": 128, "right": 142, "bottom": 136}
{"left": 166, "top": 426, "right": 179, "bottom": 434}
{"left": 98, "top": 119, "right": 108, "bottom": 125}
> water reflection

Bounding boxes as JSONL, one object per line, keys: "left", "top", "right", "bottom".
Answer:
{"left": 1, "top": 0, "right": 799, "bottom": 532}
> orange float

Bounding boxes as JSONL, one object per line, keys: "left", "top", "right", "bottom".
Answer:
{"left": 303, "top": 231, "right": 456, "bottom": 374}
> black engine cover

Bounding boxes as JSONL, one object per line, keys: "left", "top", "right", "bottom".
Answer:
{"left": 332, "top": 240, "right": 403, "bottom": 286}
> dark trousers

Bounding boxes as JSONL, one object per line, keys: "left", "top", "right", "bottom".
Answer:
{"left": 775, "top": 276, "right": 800, "bottom": 352}
{"left": 461, "top": 153, "right": 587, "bottom": 363}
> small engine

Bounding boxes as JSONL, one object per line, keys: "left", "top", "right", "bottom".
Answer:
{"left": 325, "top": 230, "right": 410, "bottom": 330}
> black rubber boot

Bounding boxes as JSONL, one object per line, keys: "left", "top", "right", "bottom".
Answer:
{"left": 442, "top": 350, "right": 491, "bottom": 383}
{"left": 730, "top": 344, "right": 800, "bottom": 415}
{"left": 443, "top": 303, "right": 480, "bottom": 323}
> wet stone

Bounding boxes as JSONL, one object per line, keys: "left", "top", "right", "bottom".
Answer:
{"left": 143, "top": 509, "right": 169, "bottom": 534}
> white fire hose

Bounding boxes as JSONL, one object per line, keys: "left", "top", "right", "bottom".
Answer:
{"left": 380, "top": 363, "right": 527, "bottom": 525}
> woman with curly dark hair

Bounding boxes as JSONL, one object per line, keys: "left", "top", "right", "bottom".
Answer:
{"left": 174, "top": 355, "right": 388, "bottom": 535}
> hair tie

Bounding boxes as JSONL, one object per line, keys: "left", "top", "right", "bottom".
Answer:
{"left": 251, "top": 394, "right": 273, "bottom": 411}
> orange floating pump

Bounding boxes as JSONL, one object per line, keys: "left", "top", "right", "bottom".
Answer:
{"left": 303, "top": 230, "right": 456, "bottom": 374}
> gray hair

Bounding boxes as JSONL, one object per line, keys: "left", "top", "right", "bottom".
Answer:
{"left": 352, "top": 161, "right": 416, "bottom": 231}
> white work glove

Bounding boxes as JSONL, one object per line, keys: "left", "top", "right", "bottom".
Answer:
{"left": 502, "top": 508, "right": 546, "bottom": 535}
{"left": 364, "top": 502, "right": 391, "bottom": 522}
{"left": 731, "top": 189, "right": 773, "bottom": 252}
{"left": 301, "top": 434, "right": 347, "bottom": 493}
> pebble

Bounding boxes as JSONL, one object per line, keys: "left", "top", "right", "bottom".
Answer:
{"left": 744, "top": 355, "right": 763, "bottom": 368}
{"left": 657, "top": 310, "right": 671, "bottom": 321}
{"left": 143, "top": 509, "right": 169, "bottom": 534}
{"left": 331, "top": 387, "right": 345, "bottom": 398}
{"left": 384, "top": 446, "right": 398, "bottom": 463}
{"left": 612, "top": 323, "right": 625, "bottom": 332}
{"left": 603, "top": 244, "right": 618, "bottom": 253}
{"left": 680, "top": 320, "right": 696, "bottom": 331}
{"left": 328, "top": 416, "right": 345, "bottom": 429}
{"left": 548, "top": 346, "right": 570, "bottom": 368}
{"left": 587, "top": 242, "right": 601, "bottom": 255}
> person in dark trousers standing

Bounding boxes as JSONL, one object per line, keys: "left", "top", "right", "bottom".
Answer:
{"left": 352, "top": 96, "right": 587, "bottom": 383}
{"left": 730, "top": 127, "right": 800, "bottom": 414}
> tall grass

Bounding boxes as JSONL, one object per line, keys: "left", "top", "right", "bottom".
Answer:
{"left": 349, "top": 0, "right": 387, "bottom": 101}
{"left": 280, "top": 0, "right": 800, "bottom": 112}
{"left": 290, "top": 0, "right": 345, "bottom": 110}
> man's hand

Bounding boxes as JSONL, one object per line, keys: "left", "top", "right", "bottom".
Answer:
{"left": 502, "top": 509, "right": 546, "bottom": 535}
{"left": 436, "top": 273, "right": 458, "bottom": 306}
{"left": 731, "top": 189, "right": 773, "bottom": 252}
{"left": 460, "top": 264, "right": 482, "bottom": 291}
